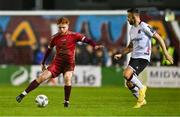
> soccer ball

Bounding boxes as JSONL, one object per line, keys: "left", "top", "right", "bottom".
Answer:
{"left": 35, "top": 94, "right": 48, "bottom": 107}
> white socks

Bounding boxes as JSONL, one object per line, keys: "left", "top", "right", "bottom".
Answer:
{"left": 22, "top": 91, "right": 27, "bottom": 96}
{"left": 130, "top": 86, "right": 139, "bottom": 99}
{"left": 130, "top": 74, "right": 143, "bottom": 89}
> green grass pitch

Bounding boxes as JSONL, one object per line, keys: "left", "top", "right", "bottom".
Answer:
{"left": 0, "top": 85, "right": 180, "bottom": 116}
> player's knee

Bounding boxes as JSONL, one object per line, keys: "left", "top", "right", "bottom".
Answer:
{"left": 64, "top": 72, "right": 72, "bottom": 86}
{"left": 64, "top": 79, "right": 71, "bottom": 86}
{"left": 123, "top": 71, "right": 131, "bottom": 80}
{"left": 64, "top": 76, "right": 71, "bottom": 86}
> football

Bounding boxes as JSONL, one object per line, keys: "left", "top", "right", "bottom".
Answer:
{"left": 35, "top": 94, "right": 48, "bottom": 107}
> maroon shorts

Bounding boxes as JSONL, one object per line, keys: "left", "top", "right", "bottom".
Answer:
{"left": 47, "top": 61, "right": 75, "bottom": 78}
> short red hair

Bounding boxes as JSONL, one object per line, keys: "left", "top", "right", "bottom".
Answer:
{"left": 57, "top": 17, "right": 70, "bottom": 25}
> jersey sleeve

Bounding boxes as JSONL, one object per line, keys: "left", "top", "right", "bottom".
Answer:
{"left": 48, "top": 36, "right": 56, "bottom": 48}
{"left": 142, "top": 22, "right": 156, "bottom": 37}
{"left": 75, "top": 33, "right": 86, "bottom": 42}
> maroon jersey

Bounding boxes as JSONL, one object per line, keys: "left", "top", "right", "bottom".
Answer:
{"left": 50, "top": 31, "right": 85, "bottom": 64}
{"left": 47, "top": 31, "right": 85, "bottom": 77}
{"left": 45, "top": 31, "right": 97, "bottom": 77}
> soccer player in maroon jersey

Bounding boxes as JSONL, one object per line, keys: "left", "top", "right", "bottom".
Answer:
{"left": 16, "top": 17, "right": 103, "bottom": 107}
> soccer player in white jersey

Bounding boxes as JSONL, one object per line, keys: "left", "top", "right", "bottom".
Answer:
{"left": 114, "top": 8, "right": 174, "bottom": 108}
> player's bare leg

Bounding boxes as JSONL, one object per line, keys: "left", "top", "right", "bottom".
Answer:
{"left": 123, "top": 67, "right": 146, "bottom": 108}
{"left": 63, "top": 71, "right": 73, "bottom": 108}
{"left": 16, "top": 70, "right": 52, "bottom": 103}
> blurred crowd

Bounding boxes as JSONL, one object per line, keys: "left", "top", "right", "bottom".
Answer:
{"left": 0, "top": 32, "right": 179, "bottom": 66}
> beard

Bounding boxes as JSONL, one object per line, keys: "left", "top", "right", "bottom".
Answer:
{"left": 128, "top": 21, "right": 134, "bottom": 25}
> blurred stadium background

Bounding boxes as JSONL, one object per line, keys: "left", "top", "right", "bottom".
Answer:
{"left": 0, "top": 0, "right": 180, "bottom": 116}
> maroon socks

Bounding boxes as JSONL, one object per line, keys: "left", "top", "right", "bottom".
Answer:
{"left": 25, "top": 80, "right": 40, "bottom": 93}
{"left": 64, "top": 86, "right": 72, "bottom": 101}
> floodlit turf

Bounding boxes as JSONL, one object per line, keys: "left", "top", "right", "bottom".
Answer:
{"left": 0, "top": 85, "right": 180, "bottom": 116}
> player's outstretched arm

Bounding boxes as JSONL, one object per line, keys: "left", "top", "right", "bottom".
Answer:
{"left": 82, "top": 37, "right": 103, "bottom": 49}
{"left": 114, "top": 42, "right": 133, "bottom": 60}
{"left": 153, "top": 33, "right": 174, "bottom": 64}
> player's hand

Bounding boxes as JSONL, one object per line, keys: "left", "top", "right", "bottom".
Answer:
{"left": 94, "top": 45, "right": 104, "bottom": 50}
{"left": 41, "top": 64, "right": 47, "bottom": 71}
{"left": 164, "top": 52, "right": 174, "bottom": 64}
{"left": 114, "top": 54, "right": 123, "bottom": 60}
